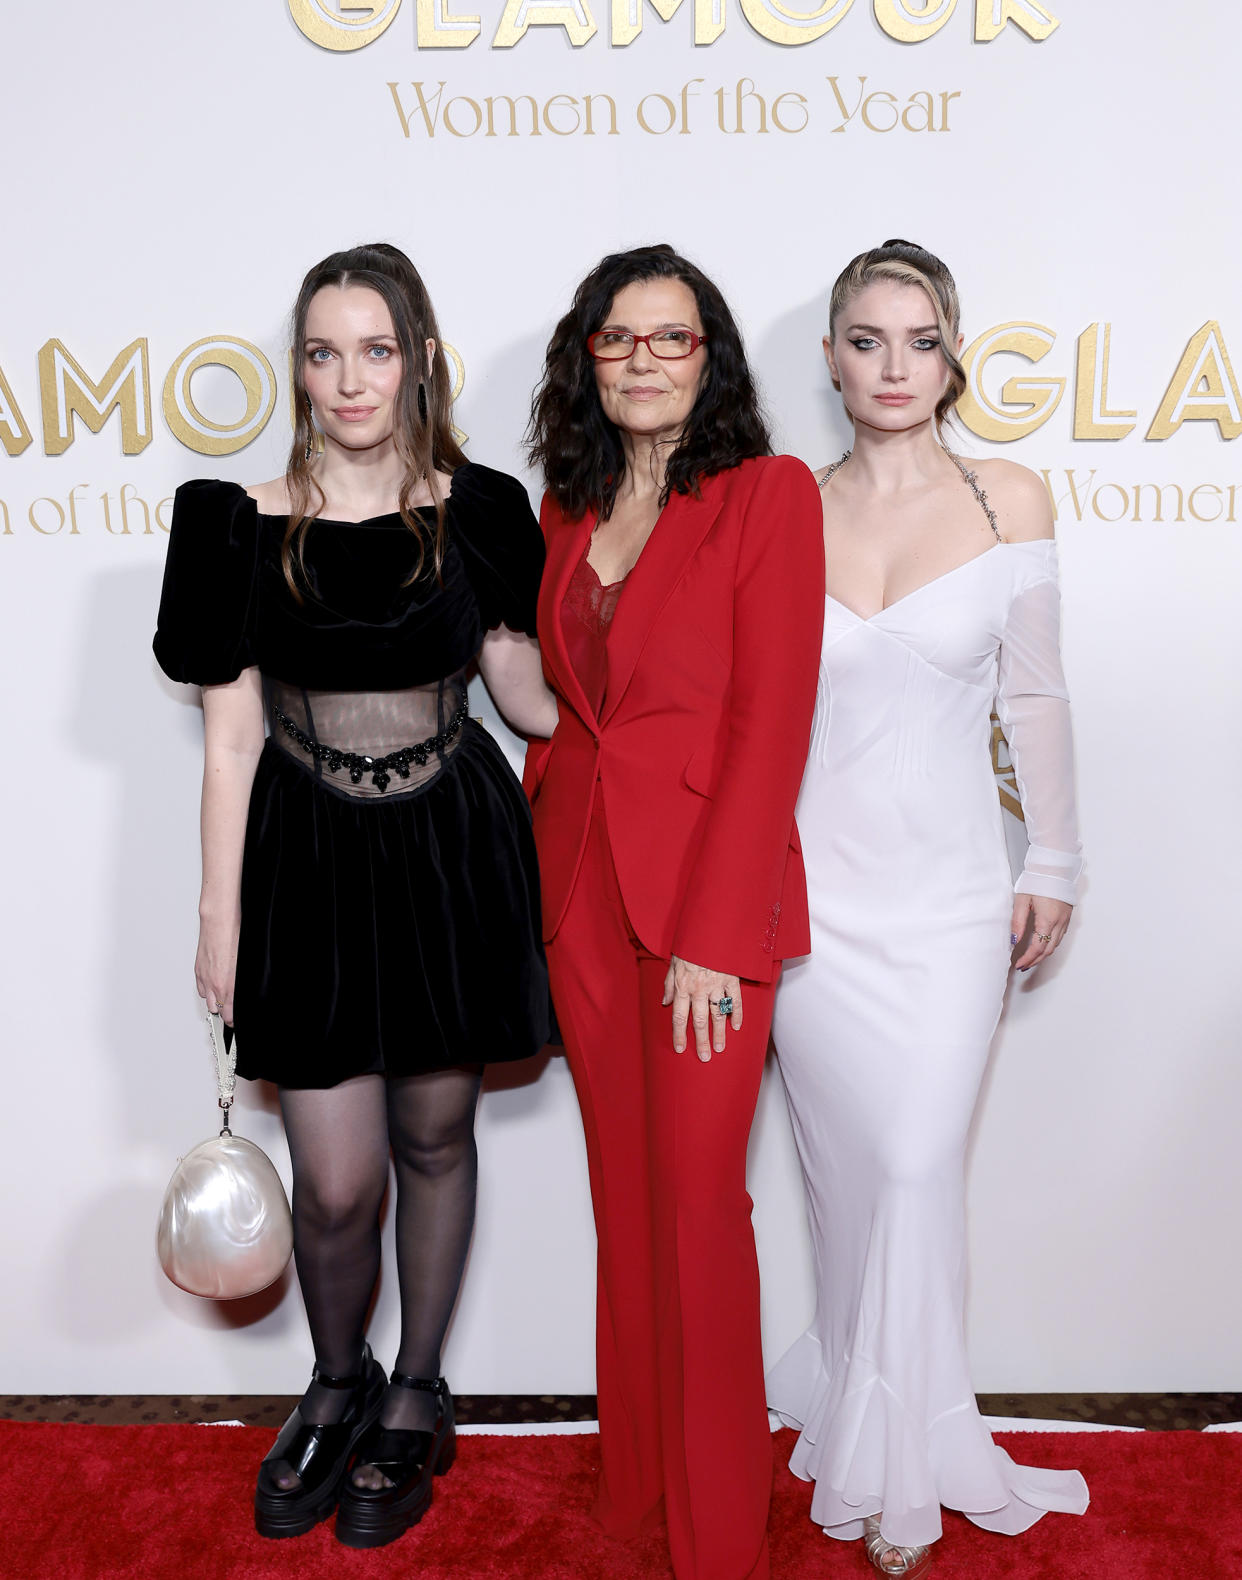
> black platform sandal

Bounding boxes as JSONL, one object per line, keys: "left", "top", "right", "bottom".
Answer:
{"left": 334, "top": 1373, "right": 456, "bottom": 1549}
{"left": 253, "top": 1344, "right": 386, "bottom": 1539}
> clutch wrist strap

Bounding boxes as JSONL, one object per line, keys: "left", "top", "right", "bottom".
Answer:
{"left": 206, "top": 1011, "right": 238, "bottom": 1134}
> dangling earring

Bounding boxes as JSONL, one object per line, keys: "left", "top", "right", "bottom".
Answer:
{"left": 301, "top": 395, "right": 317, "bottom": 461}
{"left": 417, "top": 382, "right": 428, "bottom": 423}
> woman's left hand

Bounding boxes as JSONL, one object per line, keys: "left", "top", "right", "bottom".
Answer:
{"left": 1011, "top": 895, "right": 1073, "bottom": 971}
{"left": 663, "top": 956, "right": 743, "bottom": 1061}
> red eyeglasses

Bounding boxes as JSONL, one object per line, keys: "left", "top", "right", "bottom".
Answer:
{"left": 587, "top": 329, "right": 708, "bottom": 361}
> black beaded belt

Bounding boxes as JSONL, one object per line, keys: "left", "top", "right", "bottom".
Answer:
{"left": 272, "top": 701, "right": 470, "bottom": 792}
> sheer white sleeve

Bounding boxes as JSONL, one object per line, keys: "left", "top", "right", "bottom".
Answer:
{"left": 995, "top": 566, "right": 1083, "bottom": 905}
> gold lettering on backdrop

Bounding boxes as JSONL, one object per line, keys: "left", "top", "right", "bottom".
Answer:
{"left": 772, "top": 90, "right": 809, "bottom": 130}
{"left": 0, "top": 362, "right": 33, "bottom": 456}
{"left": 389, "top": 81, "right": 625, "bottom": 135}
{"left": 827, "top": 76, "right": 958, "bottom": 131}
{"left": 444, "top": 94, "right": 485, "bottom": 133}
{"left": 389, "top": 79, "right": 448, "bottom": 134}
{"left": 875, "top": 0, "right": 956, "bottom": 42}
{"left": 29, "top": 497, "right": 68, "bottom": 535}
{"left": 162, "top": 338, "right": 277, "bottom": 457}
{"left": 64, "top": 482, "right": 91, "bottom": 535}
{"left": 485, "top": 94, "right": 542, "bottom": 135}
{"left": 990, "top": 719, "right": 1023, "bottom": 820}
{"left": 1040, "top": 470, "right": 1240, "bottom": 525}
{"left": 287, "top": 0, "right": 403, "bottom": 50}
{"left": 717, "top": 78, "right": 763, "bottom": 131}
{"left": 738, "top": 0, "right": 854, "bottom": 47}
{"left": 38, "top": 340, "right": 152, "bottom": 457}
{"left": 711, "top": 78, "right": 806, "bottom": 131}
{"left": 1187, "top": 484, "right": 1224, "bottom": 522}
{"left": 1128, "top": 483, "right": 1185, "bottom": 523}
{"left": 3, "top": 485, "right": 183, "bottom": 536}
{"left": 1073, "top": 324, "right": 1136, "bottom": 441}
{"left": 860, "top": 89, "right": 898, "bottom": 130}
{"left": 957, "top": 323, "right": 1064, "bottom": 441}
{"left": 611, "top": 0, "right": 725, "bottom": 45}
{"left": 290, "top": 0, "right": 1062, "bottom": 47}
{"left": 1146, "top": 322, "right": 1242, "bottom": 441}
{"left": 638, "top": 91, "right": 678, "bottom": 132}
{"left": 584, "top": 92, "right": 621, "bottom": 133}
{"left": 543, "top": 92, "right": 580, "bottom": 131}
{"left": 901, "top": 90, "right": 933, "bottom": 130}
{"left": 973, "top": 0, "right": 1057, "bottom": 41}
{"left": 415, "top": 0, "right": 481, "bottom": 46}
{"left": 1040, "top": 467, "right": 1095, "bottom": 522}
{"left": 493, "top": 0, "right": 598, "bottom": 48}
{"left": 99, "top": 483, "right": 161, "bottom": 535}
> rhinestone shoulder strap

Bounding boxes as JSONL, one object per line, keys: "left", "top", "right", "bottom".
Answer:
{"left": 944, "top": 450, "right": 1002, "bottom": 542}
{"left": 818, "top": 446, "right": 1003, "bottom": 544}
{"left": 817, "top": 450, "right": 852, "bottom": 490}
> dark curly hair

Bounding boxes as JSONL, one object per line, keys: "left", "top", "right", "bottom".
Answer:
{"left": 527, "top": 243, "right": 771, "bottom": 521}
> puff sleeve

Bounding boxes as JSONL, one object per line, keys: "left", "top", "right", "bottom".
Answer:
{"left": 153, "top": 480, "right": 261, "bottom": 686}
{"left": 995, "top": 554, "right": 1084, "bottom": 905}
{"left": 449, "top": 465, "right": 545, "bottom": 637}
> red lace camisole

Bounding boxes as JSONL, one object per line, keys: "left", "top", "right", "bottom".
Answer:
{"left": 561, "top": 547, "right": 628, "bottom": 715}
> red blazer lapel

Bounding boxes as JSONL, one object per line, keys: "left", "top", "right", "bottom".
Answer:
{"left": 602, "top": 484, "right": 723, "bottom": 726}
{"left": 539, "top": 502, "right": 599, "bottom": 729}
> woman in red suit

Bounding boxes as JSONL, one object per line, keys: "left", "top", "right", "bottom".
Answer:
{"left": 526, "top": 244, "right": 825, "bottom": 1580}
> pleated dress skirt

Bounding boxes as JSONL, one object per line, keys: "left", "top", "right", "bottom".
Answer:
{"left": 232, "top": 722, "right": 549, "bottom": 1088}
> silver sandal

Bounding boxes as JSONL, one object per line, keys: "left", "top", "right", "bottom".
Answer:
{"left": 862, "top": 1514, "right": 932, "bottom": 1577}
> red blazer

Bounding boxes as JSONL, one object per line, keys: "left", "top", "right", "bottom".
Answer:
{"left": 527, "top": 454, "right": 825, "bottom": 984}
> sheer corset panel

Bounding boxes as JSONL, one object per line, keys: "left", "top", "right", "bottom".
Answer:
{"left": 265, "top": 671, "right": 470, "bottom": 797}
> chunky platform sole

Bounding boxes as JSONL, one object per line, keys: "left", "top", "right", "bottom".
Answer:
{"left": 254, "top": 1483, "right": 346, "bottom": 1541}
{"left": 253, "top": 1370, "right": 386, "bottom": 1540}
{"left": 333, "top": 1429, "right": 457, "bottom": 1549}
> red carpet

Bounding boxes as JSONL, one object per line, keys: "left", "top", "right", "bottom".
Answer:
{"left": 4, "top": 1423, "right": 1234, "bottom": 1579}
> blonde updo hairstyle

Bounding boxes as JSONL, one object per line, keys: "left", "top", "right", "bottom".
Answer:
{"left": 827, "top": 238, "right": 966, "bottom": 438}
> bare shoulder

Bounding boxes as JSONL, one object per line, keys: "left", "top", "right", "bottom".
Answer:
{"left": 970, "top": 457, "right": 1053, "bottom": 542}
{"left": 244, "top": 477, "right": 290, "bottom": 515}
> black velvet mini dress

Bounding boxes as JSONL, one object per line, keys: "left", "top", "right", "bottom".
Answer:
{"left": 154, "top": 463, "right": 550, "bottom": 1089}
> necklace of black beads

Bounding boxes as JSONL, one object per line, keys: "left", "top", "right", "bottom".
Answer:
{"left": 272, "top": 700, "right": 470, "bottom": 792}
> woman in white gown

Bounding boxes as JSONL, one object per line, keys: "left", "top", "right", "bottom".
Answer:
{"left": 766, "top": 240, "right": 1089, "bottom": 1576}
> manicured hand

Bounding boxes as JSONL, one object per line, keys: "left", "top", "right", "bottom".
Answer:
{"left": 1011, "top": 895, "right": 1073, "bottom": 972}
{"left": 663, "top": 956, "right": 743, "bottom": 1061}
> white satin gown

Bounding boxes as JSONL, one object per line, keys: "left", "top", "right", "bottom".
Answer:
{"left": 767, "top": 460, "right": 1089, "bottom": 1550}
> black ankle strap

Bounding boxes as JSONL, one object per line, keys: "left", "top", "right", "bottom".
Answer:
{"left": 389, "top": 1371, "right": 447, "bottom": 1395}
{"left": 312, "top": 1344, "right": 372, "bottom": 1389}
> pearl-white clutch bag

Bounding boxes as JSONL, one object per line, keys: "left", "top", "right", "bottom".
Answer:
{"left": 157, "top": 1012, "right": 293, "bottom": 1299}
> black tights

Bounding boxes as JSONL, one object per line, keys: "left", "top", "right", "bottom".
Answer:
{"left": 270, "top": 1066, "right": 482, "bottom": 1488}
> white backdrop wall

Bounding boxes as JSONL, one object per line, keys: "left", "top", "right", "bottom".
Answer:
{"left": 2, "top": 1, "right": 1239, "bottom": 1396}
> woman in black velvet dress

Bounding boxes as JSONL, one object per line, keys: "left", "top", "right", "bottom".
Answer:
{"left": 154, "top": 243, "right": 555, "bottom": 1549}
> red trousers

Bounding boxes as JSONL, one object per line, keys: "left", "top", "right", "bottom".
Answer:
{"left": 547, "top": 794, "right": 776, "bottom": 1580}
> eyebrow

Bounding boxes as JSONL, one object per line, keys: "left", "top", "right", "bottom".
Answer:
{"left": 304, "top": 334, "right": 398, "bottom": 347}
{"left": 845, "top": 322, "right": 940, "bottom": 336}
{"left": 599, "top": 321, "right": 696, "bottom": 331}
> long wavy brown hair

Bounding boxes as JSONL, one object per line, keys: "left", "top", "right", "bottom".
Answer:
{"left": 283, "top": 242, "right": 466, "bottom": 597}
